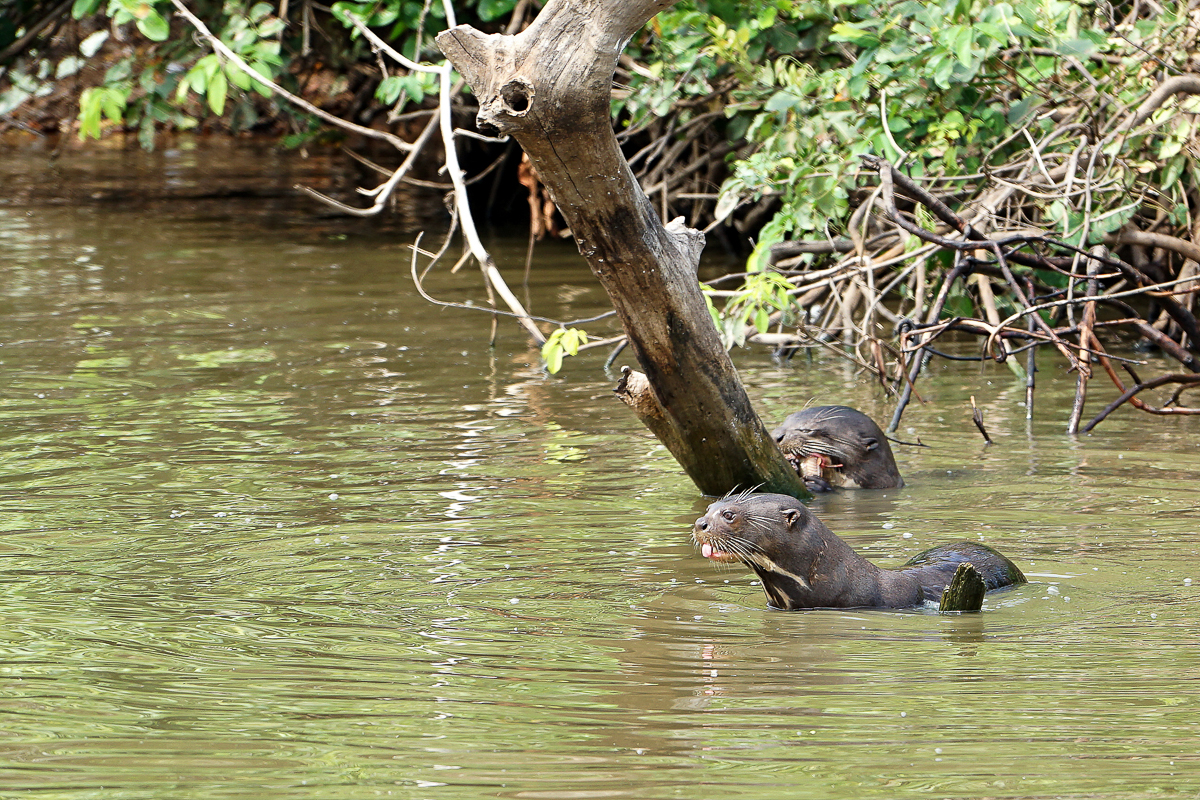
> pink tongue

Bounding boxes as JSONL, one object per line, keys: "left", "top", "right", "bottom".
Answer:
{"left": 701, "top": 543, "right": 714, "bottom": 558}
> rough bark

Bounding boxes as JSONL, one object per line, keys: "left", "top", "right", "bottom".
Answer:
{"left": 437, "top": 0, "right": 806, "bottom": 498}
{"left": 938, "top": 563, "right": 986, "bottom": 613}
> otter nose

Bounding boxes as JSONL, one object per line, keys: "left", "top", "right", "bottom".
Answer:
{"left": 694, "top": 517, "right": 709, "bottom": 531}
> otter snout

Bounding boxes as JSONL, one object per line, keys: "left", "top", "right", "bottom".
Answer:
{"left": 692, "top": 513, "right": 739, "bottom": 563}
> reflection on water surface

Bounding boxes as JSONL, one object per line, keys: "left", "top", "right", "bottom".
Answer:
{"left": 0, "top": 141, "right": 1197, "bottom": 799}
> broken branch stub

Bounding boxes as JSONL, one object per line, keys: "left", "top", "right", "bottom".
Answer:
{"left": 436, "top": 0, "right": 806, "bottom": 498}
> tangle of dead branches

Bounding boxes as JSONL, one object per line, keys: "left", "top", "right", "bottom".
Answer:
{"left": 744, "top": 71, "right": 1200, "bottom": 434}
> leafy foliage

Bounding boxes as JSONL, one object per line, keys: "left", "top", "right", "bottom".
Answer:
{"left": 704, "top": 272, "right": 799, "bottom": 349}
{"left": 624, "top": 3, "right": 1180, "bottom": 224}
{"left": 608, "top": 0, "right": 1200, "bottom": 356}
{"left": 2, "top": 0, "right": 512, "bottom": 146}
{"left": 541, "top": 328, "right": 590, "bottom": 374}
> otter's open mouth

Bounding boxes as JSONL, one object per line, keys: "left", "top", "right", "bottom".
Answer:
{"left": 699, "top": 542, "right": 740, "bottom": 563}
{"left": 787, "top": 453, "right": 844, "bottom": 482}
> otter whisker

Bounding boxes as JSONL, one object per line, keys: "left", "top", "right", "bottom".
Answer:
{"left": 794, "top": 442, "right": 844, "bottom": 459}
{"left": 714, "top": 535, "right": 762, "bottom": 558}
{"left": 721, "top": 485, "right": 763, "bottom": 503}
{"left": 742, "top": 512, "right": 783, "bottom": 534}
{"left": 694, "top": 531, "right": 763, "bottom": 561}
{"left": 793, "top": 432, "right": 862, "bottom": 453}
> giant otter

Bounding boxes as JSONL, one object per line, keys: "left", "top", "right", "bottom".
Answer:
{"left": 772, "top": 405, "right": 903, "bottom": 492}
{"left": 692, "top": 492, "right": 1025, "bottom": 610}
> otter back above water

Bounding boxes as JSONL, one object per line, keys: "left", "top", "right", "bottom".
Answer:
{"left": 692, "top": 492, "right": 1026, "bottom": 610}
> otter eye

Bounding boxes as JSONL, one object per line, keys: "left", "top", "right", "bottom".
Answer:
{"left": 721, "top": 509, "right": 735, "bottom": 521}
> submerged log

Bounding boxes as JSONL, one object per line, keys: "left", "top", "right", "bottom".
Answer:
{"left": 437, "top": 1, "right": 806, "bottom": 498}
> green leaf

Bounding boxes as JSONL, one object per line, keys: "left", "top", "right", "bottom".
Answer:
{"left": 78, "top": 87, "right": 103, "bottom": 139}
{"left": 199, "top": 54, "right": 221, "bottom": 81}
{"left": 185, "top": 65, "right": 206, "bottom": 94}
{"left": 931, "top": 54, "right": 954, "bottom": 88}
{"left": 1034, "top": 269, "right": 1069, "bottom": 290}
{"left": 137, "top": 10, "right": 170, "bottom": 41}
{"left": 541, "top": 328, "right": 588, "bottom": 373}
{"left": 563, "top": 329, "right": 587, "bottom": 356}
{"left": 701, "top": 286, "right": 722, "bottom": 330}
{"left": 249, "top": 2, "right": 274, "bottom": 22}
{"left": 71, "top": 0, "right": 102, "bottom": 19}
{"left": 764, "top": 90, "right": 798, "bottom": 113}
{"left": 328, "top": 2, "right": 363, "bottom": 28}
{"left": 206, "top": 71, "right": 227, "bottom": 115}
{"left": 406, "top": 77, "right": 425, "bottom": 105}
{"left": 950, "top": 25, "right": 975, "bottom": 66}
{"left": 1057, "top": 37, "right": 1097, "bottom": 58}
{"left": 942, "top": 292, "right": 975, "bottom": 319}
{"left": 1006, "top": 95, "right": 1034, "bottom": 125}
{"left": 1087, "top": 203, "right": 1138, "bottom": 241}
{"left": 829, "top": 21, "right": 878, "bottom": 46}
{"left": 543, "top": 342, "right": 564, "bottom": 373}
{"left": 104, "top": 57, "right": 132, "bottom": 83}
{"left": 249, "top": 62, "right": 274, "bottom": 96}
{"left": 138, "top": 66, "right": 159, "bottom": 91}
{"left": 367, "top": 5, "right": 398, "bottom": 25}
{"left": 98, "top": 88, "right": 127, "bottom": 121}
{"left": 226, "top": 62, "right": 253, "bottom": 91}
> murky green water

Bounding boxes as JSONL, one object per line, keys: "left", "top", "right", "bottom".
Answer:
{"left": 1, "top": 141, "right": 1198, "bottom": 799}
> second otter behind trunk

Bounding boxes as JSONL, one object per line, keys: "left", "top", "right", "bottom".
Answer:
{"left": 772, "top": 405, "right": 903, "bottom": 492}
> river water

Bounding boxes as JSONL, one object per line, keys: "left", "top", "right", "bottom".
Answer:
{"left": 1, "top": 140, "right": 1197, "bottom": 799}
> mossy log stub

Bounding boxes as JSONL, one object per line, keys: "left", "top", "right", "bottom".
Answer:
{"left": 938, "top": 563, "right": 987, "bottom": 613}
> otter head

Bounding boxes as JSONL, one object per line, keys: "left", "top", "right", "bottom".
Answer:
{"left": 692, "top": 492, "right": 830, "bottom": 610}
{"left": 772, "top": 405, "right": 902, "bottom": 491}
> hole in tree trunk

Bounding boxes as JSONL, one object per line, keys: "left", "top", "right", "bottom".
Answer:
{"left": 501, "top": 80, "right": 533, "bottom": 114}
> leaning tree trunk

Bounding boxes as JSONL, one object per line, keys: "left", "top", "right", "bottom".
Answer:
{"left": 437, "top": 0, "right": 806, "bottom": 499}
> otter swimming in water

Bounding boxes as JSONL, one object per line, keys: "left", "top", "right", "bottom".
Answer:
{"left": 772, "top": 405, "right": 903, "bottom": 492}
{"left": 692, "top": 492, "right": 1025, "bottom": 610}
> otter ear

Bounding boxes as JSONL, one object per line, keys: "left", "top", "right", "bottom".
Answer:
{"left": 782, "top": 508, "right": 803, "bottom": 528}
{"left": 864, "top": 437, "right": 879, "bottom": 451}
